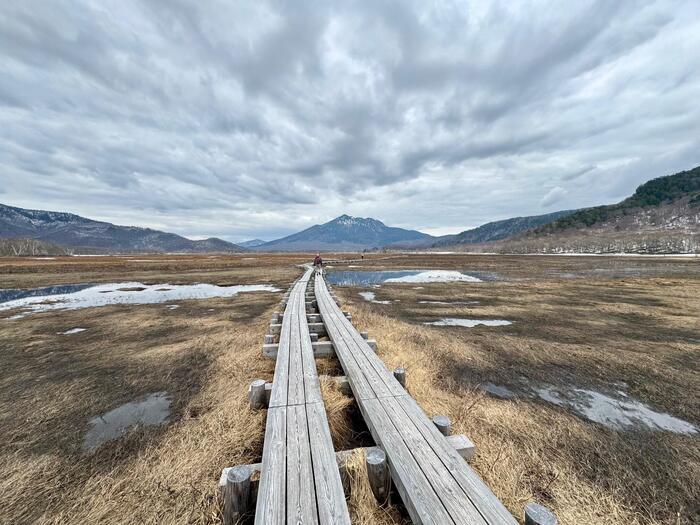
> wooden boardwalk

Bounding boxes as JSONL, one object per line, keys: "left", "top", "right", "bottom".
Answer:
{"left": 314, "top": 273, "right": 518, "bottom": 525}
{"left": 255, "top": 267, "right": 351, "bottom": 524}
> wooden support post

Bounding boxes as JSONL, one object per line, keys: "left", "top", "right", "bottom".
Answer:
{"left": 222, "top": 465, "right": 251, "bottom": 525}
{"left": 248, "top": 379, "right": 266, "bottom": 410}
{"left": 263, "top": 341, "right": 334, "bottom": 358}
{"left": 447, "top": 434, "right": 476, "bottom": 461}
{"left": 393, "top": 367, "right": 406, "bottom": 388}
{"left": 525, "top": 503, "right": 558, "bottom": 525}
{"left": 365, "top": 447, "right": 390, "bottom": 505}
{"left": 432, "top": 415, "right": 451, "bottom": 436}
{"left": 264, "top": 334, "right": 274, "bottom": 344}
{"left": 264, "top": 382, "right": 272, "bottom": 406}
{"left": 309, "top": 333, "right": 319, "bottom": 343}
{"left": 360, "top": 331, "right": 369, "bottom": 339}
{"left": 319, "top": 374, "right": 352, "bottom": 396}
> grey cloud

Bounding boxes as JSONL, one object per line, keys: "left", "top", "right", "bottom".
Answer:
{"left": 1, "top": 0, "right": 699, "bottom": 241}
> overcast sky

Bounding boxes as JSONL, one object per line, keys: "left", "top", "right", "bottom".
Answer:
{"left": 2, "top": 1, "right": 700, "bottom": 241}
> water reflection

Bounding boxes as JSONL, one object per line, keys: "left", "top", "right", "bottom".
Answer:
{"left": 327, "top": 269, "right": 493, "bottom": 286}
{"left": 82, "top": 392, "right": 171, "bottom": 451}
{"left": 0, "top": 284, "right": 94, "bottom": 303}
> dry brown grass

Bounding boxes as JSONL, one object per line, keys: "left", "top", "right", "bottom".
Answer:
{"left": 1, "top": 253, "right": 698, "bottom": 524}
{"left": 0, "top": 295, "right": 279, "bottom": 524}
{"left": 0, "top": 259, "right": 302, "bottom": 524}
{"left": 337, "top": 259, "right": 700, "bottom": 525}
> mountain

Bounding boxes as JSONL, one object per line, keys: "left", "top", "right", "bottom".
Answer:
{"left": 238, "top": 238, "right": 267, "bottom": 248}
{"left": 459, "top": 166, "right": 700, "bottom": 254}
{"left": 427, "top": 210, "right": 578, "bottom": 248}
{"left": 0, "top": 203, "right": 246, "bottom": 254}
{"left": 537, "top": 166, "right": 700, "bottom": 233}
{"left": 257, "top": 214, "right": 433, "bottom": 251}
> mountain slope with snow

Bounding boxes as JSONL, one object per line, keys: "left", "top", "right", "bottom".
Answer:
{"left": 0, "top": 203, "right": 246, "bottom": 254}
{"left": 258, "top": 214, "right": 433, "bottom": 251}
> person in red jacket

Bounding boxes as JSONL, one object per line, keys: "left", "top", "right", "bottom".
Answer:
{"left": 313, "top": 253, "right": 323, "bottom": 270}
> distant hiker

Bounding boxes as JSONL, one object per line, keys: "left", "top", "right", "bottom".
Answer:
{"left": 313, "top": 253, "right": 323, "bottom": 273}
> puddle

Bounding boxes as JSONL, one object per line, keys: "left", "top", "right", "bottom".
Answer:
{"left": 1, "top": 282, "right": 280, "bottom": 319}
{"left": 0, "top": 284, "right": 94, "bottom": 303}
{"left": 425, "top": 318, "right": 512, "bottom": 327}
{"left": 552, "top": 266, "right": 697, "bottom": 280}
{"left": 165, "top": 305, "right": 180, "bottom": 310}
{"left": 418, "top": 300, "right": 480, "bottom": 305}
{"left": 327, "top": 269, "right": 488, "bottom": 286}
{"left": 83, "top": 392, "right": 171, "bottom": 451}
{"left": 359, "top": 291, "right": 391, "bottom": 305}
{"left": 481, "top": 383, "right": 516, "bottom": 399}
{"left": 58, "top": 327, "right": 87, "bottom": 335}
{"left": 535, "top": 386, "right": 697, "bottom": 434}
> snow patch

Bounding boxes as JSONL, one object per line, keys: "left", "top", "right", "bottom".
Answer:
{"left": 424, "top": 318, "right": 512, "bottom": 327}
{"left": 385, "top": 270, "right": 482, "bottom": 283}
{"left": 536, "top": 386, "right": 697, "bottom": 434}
{"left": 58, "top": 327, "right": 87, "bottom": 335}
{"left": 1, "top": 282, "right": 280, "bottom": 318}
{"left": 359, "top": 291, "right": 391, "bottom": 304}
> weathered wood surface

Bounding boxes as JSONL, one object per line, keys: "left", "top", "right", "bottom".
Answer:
{"left": 315, "top": 277, "right": 404, "bottom": 400}
{"left": 254, "top": 268, "right": 350, "bottom": 524}
{"left": 314, "top": 274, "right": 517, "bottom": 525}
{"left": 268, "top": 268, "right": 322, "bottom": 408}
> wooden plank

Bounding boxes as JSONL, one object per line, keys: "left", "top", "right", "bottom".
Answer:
{"left": 315, "top": 278, "right": 403, "bottom": 398}
{"left": 306, "top": 402, "right": 351, "bottom": 524}
{"left": 254, "top": 407, "right": 286, "bottom": 525}
{"left": 299, "top": 292, "right": 323, "bottom": 405}
{"left": 315, "top": 285, "right": 387, "bottom": 398}
{"left": 268, "top": 291, "right": 292, "bottom": 408}
{"left": 314, "top": 279, "right": 376, "bottom": 400}
{"left": 287, "top": 286, "right": 306, "bottom": 406}
{"left": 314, "top": 277, "right": 399, "bottom": 394}
{"left": 395, "top": 396, "right": 518, "bottom": 525}
{"left": 286, "top": 405, "right": 318, "bottom": 524}
{"left": 381, "top": 397, "right": 488, "bottom": 524}
{"left": 360, "top": 398, "right": 455, "bottom": 525}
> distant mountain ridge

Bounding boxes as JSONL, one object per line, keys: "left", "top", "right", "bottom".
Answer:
{"left": 257, "top": 214, "right": 432, "bottom": 251}
{"left": 537, "top": 166, "right": 700, "bottom": 234}
{"left": 464, "top": 166, "right": 700, "bottom": 254}
{"left": 427, "top": 210, "right": 578, "bottom": 248}
{"left": 0, "top": 203, "right": 246, "bottom": 254}
{"left": 238, "top": 239, "right": 267, "bottom": 248}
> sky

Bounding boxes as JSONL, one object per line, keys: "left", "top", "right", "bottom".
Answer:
{"left": 1, "top": 1, "right": 700, "bottom": 242}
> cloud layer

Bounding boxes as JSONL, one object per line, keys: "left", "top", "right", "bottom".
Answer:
{"left": 2, "top": 0, "right": 700, "bottom": 240}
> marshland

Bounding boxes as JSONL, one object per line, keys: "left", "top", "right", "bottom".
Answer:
{"left": 0, "top": 253, "right": 698, "bottom": 524}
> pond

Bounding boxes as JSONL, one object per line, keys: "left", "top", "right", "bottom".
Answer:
{"left": 1, "top": 282, "right": 280, "bottom": 319}
{"left": 326, "top": 269, "right": 490, "bottom": 286}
